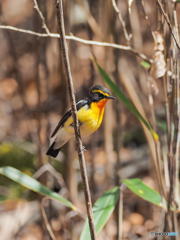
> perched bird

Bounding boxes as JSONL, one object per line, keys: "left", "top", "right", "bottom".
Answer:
{"left": 46, "top": 85, "right": 115, "bottom": 158}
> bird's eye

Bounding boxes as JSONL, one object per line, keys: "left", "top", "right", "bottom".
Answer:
{"left": 98, "top": 93, "right": 104, "bottom": 98}
{"left": 94, "top": 93, "right": 100, "bottom": 98}
{"left": 91, "top": 91, "right": 105, "bottom": 101}
{"left": 94, "top": 93, "right": 104, "bottom": 98}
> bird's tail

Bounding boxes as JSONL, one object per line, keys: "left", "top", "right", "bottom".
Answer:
{"left": 46, "top": 142, "right": 61, "bottom": 158}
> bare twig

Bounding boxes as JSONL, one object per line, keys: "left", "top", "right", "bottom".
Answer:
{"left": 33, "top": 163, "right": 66, "bottom": 187}
{"left": 0, "top": 24, "right": 52, "bottom": 36}
{"left": 112, "top": 0, "right": 131, "bottom": 42}
{"left": 33, "top": 0, "right": 50, "bottom": 34}
{"left": 56, "top": 1, "right": 96, "bottom": 240}
{"left": 113, "top": 28, "right": 124, "bottom": 240}
{"left": 0, "top": 25, "right": 150, "bottom": 61}
{"left": 156, "top": 0, "right": 180, "bottom": 50}
{"left": 40, "top": 198, "right": 57, "bottom": 240}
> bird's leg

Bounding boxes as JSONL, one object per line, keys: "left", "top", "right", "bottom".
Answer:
{"left": 71, "top": 121, "right": 86, "bottom": 151}
{"left": 71, "top": 121, "right": 82, "bottom": 139}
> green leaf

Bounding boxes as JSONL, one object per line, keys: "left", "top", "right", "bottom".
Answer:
{"left": 80, "top": 187, "right": 120, "bottom": 240}
{"left": 122, "top": 178, "right": 167, "bottom": 209}
{"left": 0, "top": 166, "right": 76, "bottom": 210}
{"left": 94, "top": 61, "right": 159, "bottom": 141}
{"left": 0, "top": 143, "right": 35, "bottom": 170}
{"left": 140, "top": 61, "right": 151, "bottom": 69}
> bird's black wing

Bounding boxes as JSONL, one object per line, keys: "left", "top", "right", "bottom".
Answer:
{"left": 51, "top": 99, "right": 89, "bottom": 138}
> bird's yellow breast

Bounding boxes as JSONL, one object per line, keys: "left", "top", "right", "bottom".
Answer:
{"left": 64, "top": 99, "right": 107, "bottom": 136}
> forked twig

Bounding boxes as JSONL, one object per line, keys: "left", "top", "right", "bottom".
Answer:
{"left": 112, "top": 0, "right": 131, "bottom": 42}
{"left": 56, "top": 0, "right": 96, "bottom": 239}
{"left": 33, "top": 0, "right": 50, "bottom": 34}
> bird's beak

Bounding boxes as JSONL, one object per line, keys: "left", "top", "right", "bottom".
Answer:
{"left": 107, "top": 95, "right": 116, "bottom": 100}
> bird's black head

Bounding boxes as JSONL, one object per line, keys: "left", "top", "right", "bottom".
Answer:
{"left": 89, "top": 85, "right": 115, "bottom": 102}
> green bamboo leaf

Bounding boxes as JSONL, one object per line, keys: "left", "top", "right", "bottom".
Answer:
{"left": 0, "top": 166, "right": 76, "bottom": 210}
{"left": 140, "top": 60, "right": 151, "bottom": 69}
{"left": 122, "top": 178, "right": 167, "bottom": 209}
{"left": 95, "top": 61, "right": 159, "bottom": 141}
{"left": 80, "top": 187, "right": 120, "bottom": 240}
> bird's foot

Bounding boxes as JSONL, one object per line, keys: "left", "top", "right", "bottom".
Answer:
{"left": 81, "top": 145, "right": 87, "bottom": 152}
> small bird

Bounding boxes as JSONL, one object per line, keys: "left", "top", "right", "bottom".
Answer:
{"left": 46, "top": 85, "right": 115, "bottom": 158}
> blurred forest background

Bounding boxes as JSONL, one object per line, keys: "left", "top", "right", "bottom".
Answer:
{"left": 0, "top": 0, "right": 179, "bottom": 239}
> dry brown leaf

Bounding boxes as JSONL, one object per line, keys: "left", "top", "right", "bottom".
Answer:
{"left": 150, "top": 31, "right": 166, "bottom": 79}
{"left": 128, "top": 213, "right": 144, "bottom": 225}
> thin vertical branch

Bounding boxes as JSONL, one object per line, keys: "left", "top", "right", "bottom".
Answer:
{"left": 56, "top": 1, "right": 96, "bottom": 240}
{"left": 113, "top": 29, "right": 123, "bottom": 240}
{"left": 163, "top": 75, "right": 171, "bottom": 139}
{"left": 173, "top": 6, "right": 180, "bottom": 208}
{"left": 40, "top": 198, "right": 57, "bottom": 240}
{"left": 174, "top": 61, "right": 180, "bottom": 207}
{"left": 161, "top": 1, "right": 179, "bottom": 233}
{"left": 33, "top": 6, "right": 46, "bottom": 169}
{"left": 36, "top": 64, "right": 43, "bottom": 167}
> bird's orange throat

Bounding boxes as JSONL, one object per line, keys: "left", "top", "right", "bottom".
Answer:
{"left": 96, "top": 99, "right": 108, "bottom": 109}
